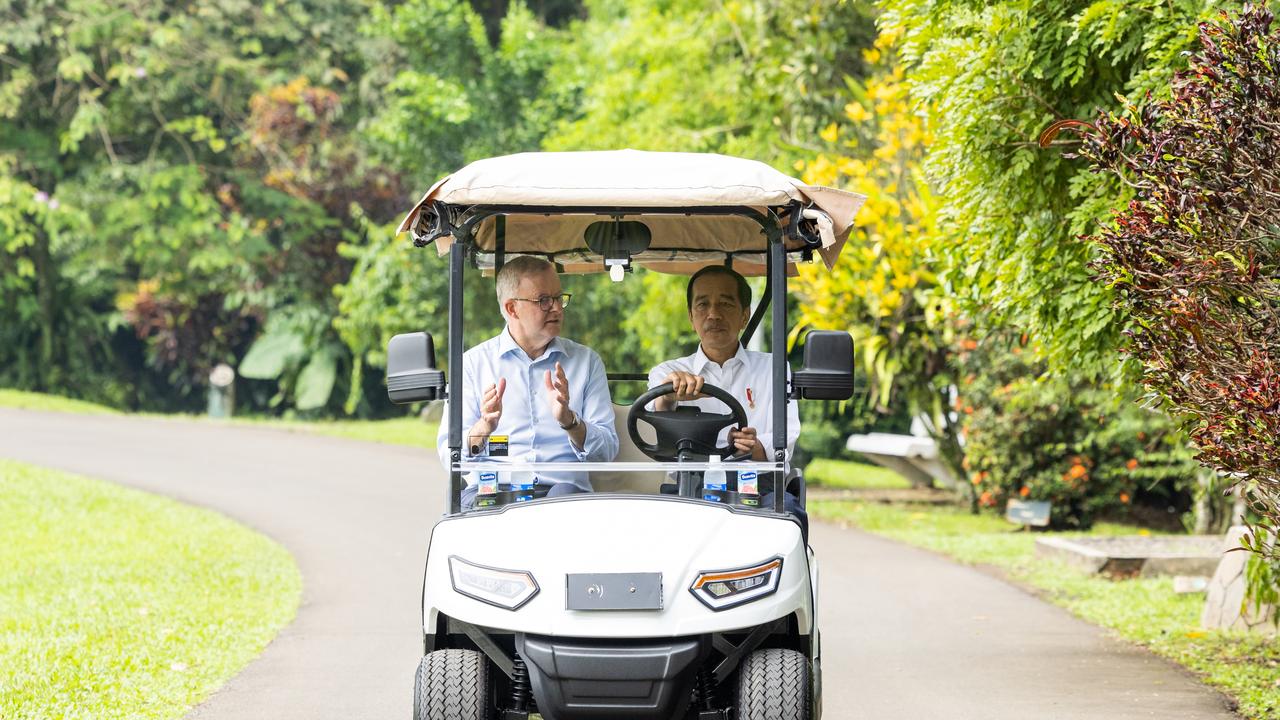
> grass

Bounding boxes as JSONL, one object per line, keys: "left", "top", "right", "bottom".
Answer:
{"left": 804, "top": 458, "right": 910, "bottom": 490}
{"left": 223, "top": 415, "right": 436, "bottom": 450}
{"left": 0, "top": 388, "right": 436, "bottom": 451}
{"left": 0, "top": 460, "right": 302, "bottom": 720}
{"left": 811, "top": 500, "right": 1280, "bottom": 720}
{"left": 0, "top": 389, "right": 120, "bottom": 416}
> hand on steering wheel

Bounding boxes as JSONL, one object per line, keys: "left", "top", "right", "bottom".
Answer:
{"left": 627, "top": 381, "right": 750, "bottom": 462}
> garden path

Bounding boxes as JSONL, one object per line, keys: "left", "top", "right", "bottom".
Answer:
{"left": 0, "top": 408, "right": 1239, "bottom": 719}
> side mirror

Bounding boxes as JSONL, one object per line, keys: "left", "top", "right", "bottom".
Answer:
{"left": 792, "top": 330, "right": 854, "bottom": 400}
{"left": 386, "top": 332, "right": 446, "bottom": 404}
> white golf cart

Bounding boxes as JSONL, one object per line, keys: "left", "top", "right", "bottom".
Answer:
{"left": 386, "top": 150, "right": 864, "bottom": 720}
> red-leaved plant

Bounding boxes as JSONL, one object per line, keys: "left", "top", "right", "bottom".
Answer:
{"left": 1042, "top": 5, "right": 1280, "bottom": 561}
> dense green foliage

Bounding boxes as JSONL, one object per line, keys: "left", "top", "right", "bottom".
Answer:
{"left": 1, "top": 0, "right": 394, "bottom": 412}
{"left": 2, "top": 1, "right": 1269, "bottom": 538}
{"left": 0, "top": 459, "right": 300, "bottom": 718}
{"left": 878, "top": 0, "right": 1219, "bottom": 377}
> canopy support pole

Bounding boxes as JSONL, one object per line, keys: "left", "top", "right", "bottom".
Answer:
{"left": 447, "top": 240, "right": 465, "bottom": 515}
{"left": 769, "top": 232, "right": 787, "bottom": 513}
{"left": 741, "top": 263, "right": 772, "bottom": 347}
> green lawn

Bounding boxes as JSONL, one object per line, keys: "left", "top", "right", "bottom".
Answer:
{"left": 223, "top": 415, "right": 436, "bottom": 450}
{"left": 0, "top": 388, "right": 436, "bottom": 450}
{"left": 811, "top": 500, "right": 1280, "bottom": 720}
{"left": 0, "top": 460, "right": 302, "bottom": 719}
{"left": 804, "top": 458, "right": 910, "bottom": 490}
{"left": 0, "top": 389, "right": 121, "bottom": 416}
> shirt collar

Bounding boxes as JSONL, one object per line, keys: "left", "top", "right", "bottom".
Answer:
{"left": 499, "top": 326, "right": 565, "bottom": 362}
{"left": 692, "top": 343, "right": 746, "bottom": 373}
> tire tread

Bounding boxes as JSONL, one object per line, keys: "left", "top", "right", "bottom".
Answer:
{"left": 735, "top": 648, "right": 811, "bottom": 720}
{"left": 413, "top": 649, "right": 492, "bottom": 720}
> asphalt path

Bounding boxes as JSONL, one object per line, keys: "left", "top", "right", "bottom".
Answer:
{"left": 0, "top": 408, "right": 1240, "bottom": 719}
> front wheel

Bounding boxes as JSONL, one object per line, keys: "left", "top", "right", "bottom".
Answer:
{"left": 735, "top": 648, "right": 812, "bottom": 720}
{"left": 413, "top": 649, "right": 493, "bottom": 720}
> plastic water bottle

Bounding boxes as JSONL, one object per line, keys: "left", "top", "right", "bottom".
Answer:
{"left": 509, "top": 453, "right": 535, "bottom": 502}
{"left": 703, "top": 455, "right": 726, "bottom": 502}
{"left": 476, "top": 471, "right": 499, "bottom": 508}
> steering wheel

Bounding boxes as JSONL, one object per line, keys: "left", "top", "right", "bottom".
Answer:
{"left": 627, "top": 382, "right": 750, "bottom": 462}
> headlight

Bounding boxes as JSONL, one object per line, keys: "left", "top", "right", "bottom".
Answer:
{"left": 449, "top": 556, "right": 539, "bottom": 610}
{"left": 689, "top": 557, "right": 783, "bottom": 611}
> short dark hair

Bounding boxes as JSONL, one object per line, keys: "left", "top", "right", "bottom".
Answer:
{"left": 686, "top": 265, "right": 751, "bottom": 312}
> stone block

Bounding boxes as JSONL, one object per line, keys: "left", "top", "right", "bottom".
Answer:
{"left": 1201, "top": 526, "right": 1277, "bottom": 635}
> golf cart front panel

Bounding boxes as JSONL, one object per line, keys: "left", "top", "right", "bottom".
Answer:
{"left": 422, "top": 497, "right": 813, "bottom": 639}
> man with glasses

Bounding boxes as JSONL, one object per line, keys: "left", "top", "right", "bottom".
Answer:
{"left": 438, "top": 255, "right": 619, "bottom": 508}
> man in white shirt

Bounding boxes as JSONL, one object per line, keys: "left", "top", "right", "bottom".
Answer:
{"left": 647, "top": 265, "right": 806, "bottom": 532}
{"left": 438, "top": 256, "right": 618, "bottom": 509}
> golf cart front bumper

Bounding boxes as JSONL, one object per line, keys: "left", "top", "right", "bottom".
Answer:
{"left": 516, "top": 634, "right": 706, "bottom": 720}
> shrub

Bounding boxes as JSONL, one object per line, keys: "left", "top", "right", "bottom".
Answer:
{"left": 1046, "top": 5, "right": 1280, "bottom": 554}
{"left": 958, "top": 335, "right": 1198, "bottom": 529}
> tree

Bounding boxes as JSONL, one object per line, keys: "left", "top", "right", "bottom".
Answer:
{"left": 792, "top": 35, "right": 964, "bottom": 481}
{"left": 542, "top": 0, "right": 874, "bottom": 169}
{"left": 1, "top": 0, "right": 389, "bottom": 411}
{"left": 877, "top": 0, "right": 1219, "bottom": 378}
{"left": 359, "top": 0, "right": 573, "bottom": 189}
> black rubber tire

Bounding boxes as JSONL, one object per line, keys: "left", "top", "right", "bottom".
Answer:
{"left": 735, "top": 648, "right": 812, "bottom": 720}
{"left": 413, "top": 649, "right": 493, "bottom": 720}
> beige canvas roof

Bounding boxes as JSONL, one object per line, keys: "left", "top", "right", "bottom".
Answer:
{"left": 397, "top": 150, "right": 866, "bottom": 276}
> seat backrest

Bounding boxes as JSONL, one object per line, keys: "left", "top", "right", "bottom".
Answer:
{"left": 591, "top": 404, "right": 665, "bottom": 493}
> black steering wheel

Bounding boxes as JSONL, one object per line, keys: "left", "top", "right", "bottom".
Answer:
{"left": 627, "top": 382, "right": 750, "bottom": 462}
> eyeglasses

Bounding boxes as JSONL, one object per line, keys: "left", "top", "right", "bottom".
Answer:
{"left": 512, "top": 293, "right": 571, "bottom": 311}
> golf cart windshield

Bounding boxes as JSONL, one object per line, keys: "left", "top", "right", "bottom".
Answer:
{"left": 390, "top": 150, "right": 866, "bottom": 515}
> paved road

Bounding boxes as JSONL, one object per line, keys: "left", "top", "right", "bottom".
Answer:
{"left": 0, "top": 408, "right": 1240, "bottom": 719}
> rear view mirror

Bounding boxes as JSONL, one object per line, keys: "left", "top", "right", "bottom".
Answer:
{"left": 792, "top": 330, "right": 854, "bottom": 400}
{"left": 585, "top": 220, "right": 652, "bottom": 280}
{"left": 386, "top": 332, "right": 446, "bottom": 404}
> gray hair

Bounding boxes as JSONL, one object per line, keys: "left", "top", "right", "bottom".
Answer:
{"left": 495, "top": 255, "right": 555, "bottom": 318}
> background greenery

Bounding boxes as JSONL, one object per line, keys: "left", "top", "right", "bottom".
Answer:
{"left": 3, "top": 0, "right": 1276, "bottom": 598}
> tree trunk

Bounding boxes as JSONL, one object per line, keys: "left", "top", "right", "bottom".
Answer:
{"left": 1193, "top": 465, "right": 1215, "bottom": 534}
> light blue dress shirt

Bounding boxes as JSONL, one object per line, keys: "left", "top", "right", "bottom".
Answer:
{"left": 436, "top": 327, "right": 619, "bottom": 491}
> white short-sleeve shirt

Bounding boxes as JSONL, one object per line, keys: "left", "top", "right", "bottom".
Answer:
{"left": 647, "top": 344, "right": 801, "bottom": 459}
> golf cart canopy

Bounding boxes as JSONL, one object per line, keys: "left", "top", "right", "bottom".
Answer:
{"left": 396, "top": 150, "right": 866, "bottom": 276}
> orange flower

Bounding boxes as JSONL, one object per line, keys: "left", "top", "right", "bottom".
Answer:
{"left": 963, "top": 405, "right": 975, "bottom": 415}
{"left": 961, "top": 339, "right": 978, "bottom": 351}
{"left": 1126, "top": 458, "right": 1139, "bottom": 471}
{"left": 979, "top": 491, "right": 994, "bottom": 507}
{"left": 1119, "top": 492, "right": 1131, "bottom": 504}
{"left": 970, "top": 473, "right": 983, "bottom": 486}
{"left": 1068, "top": 464, "right": 1088, "bottom": 480}
{"left": 1019, "top": 486, "right": 1031, "bottom": 498}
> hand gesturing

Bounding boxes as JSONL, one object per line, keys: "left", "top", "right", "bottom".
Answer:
{"left": 478, "top": 378, "right": 506, "bottom": 435}
{"left": 544, "top": 362, "right": 574, "bottom": 427}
